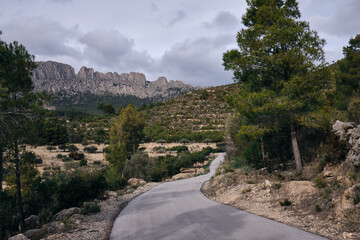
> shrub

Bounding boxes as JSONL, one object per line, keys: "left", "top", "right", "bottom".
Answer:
{"left": 80, "top": 159, "right": 88, "bottom": 166}
{"left": 280, "top": 199, "right": 292, "bottom": 206}
{"left": 93, "top": 161, "right": 101, "bottom": 165}
{"left": 67, "top": 144, "right": 79, "bottom": 152}
{"left": 84, "top": 146, "right": 98, "bottom": 153}
{"left": 315, "top": 177, "right": 327, "bottom": 188}
{"left": 69, "top": 152, "right": 85, "bottom": 160}
{"left": 354, "top": 193, "right": 360, "bottom": 205}
{"left": 168, "top": 146, "right": 188, "bottom": 152}
{"left": 57, "top": 154, "right": 63, "bottom": 159}
{"left": 314, "top": 204, "right": 322, "bottom": 212}
{"left": 273, "top": 183, "right": 281, "bottom": 189}
{"left": 80, "top": 202, "right": 101, "bottom": 215}
{"left": 105, "top": 166, "right": 127, "bottom": 190}
{"left": 46, "top": 146, "right": 56, "bottom": 152}
{"left": 123, "top": 152, "right": 154, "bottom": 181}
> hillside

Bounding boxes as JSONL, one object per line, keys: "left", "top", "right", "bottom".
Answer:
{"left": 141, "top": 84, "right": 237, "bottom": 142}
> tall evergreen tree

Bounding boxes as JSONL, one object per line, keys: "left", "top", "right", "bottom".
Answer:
{"left": 223, "top": 0, "right": 333, "bottom": 173}
{"left": 106, "top": 104, "right": 144, "bottom": 173}
{"left": 0, "top": 34, "right": 47, "bottom": 232}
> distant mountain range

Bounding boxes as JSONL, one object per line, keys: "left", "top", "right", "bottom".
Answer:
{"left": 31, "top": 61, "right": 198, "bottom": 113}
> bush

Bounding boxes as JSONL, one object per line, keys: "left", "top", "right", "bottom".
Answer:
{"left": 80, "top": 159, "right": 88, "bottom": 166}
{"left": 314, "top": 204, "right": 322, "bottom": 212}
{"left": 84, "top": 146, "right": 98, "bottom": 153}
{"left": 123, "top": 152, "right": 154, "bottom": 181}
{"left": 280, "top": 199, "right": 292, "bottom": 206}
{"left": 105, "top": 166, "right": 127, "bottom": 190}
{"left": 315, "top": 177, "right": 327, "bottom": 188}
{"left": 168, "top": 146, "right": 188, "bottom": 152}
{"left": 93, "top": 161, "right": 101, "bottom": 165}
{"left": 69, "top": 152, "right": 85, "bottom": 160}
{"left": 57, "top": 154, "right": 63, "bottom": 159}
{"left": 67, "top": 144, "right": 79, "bottom": 152}
{"left": 80, "top": 202, "right": 101, "bottom": 215}
{"left": 354, "top": 193, "right": 360, "bottom": 205}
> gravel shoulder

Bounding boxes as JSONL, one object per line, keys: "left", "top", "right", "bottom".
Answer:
{"left": 43, "top": 182, "right": 159, "bottom": 240}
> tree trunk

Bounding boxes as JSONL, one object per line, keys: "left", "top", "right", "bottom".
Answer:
{"left": 290, "top": 123, "right": 302, "bottom": 174}
{"left": 14, "top": 141, "right": 25, "bottom": 232}
{"left": 0, "top": 146, "right": 3, "bottom": 238}
{"left": 260, "top": 136, "right": 267, "bottom": 167}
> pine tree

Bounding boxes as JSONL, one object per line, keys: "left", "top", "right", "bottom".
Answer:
{"left": 223, "top": 0, "right": 334, "bottom": 173}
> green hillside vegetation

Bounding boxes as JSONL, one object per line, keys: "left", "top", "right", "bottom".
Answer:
{"left": 141, "top": 84, "right": 236, "bottom": 142}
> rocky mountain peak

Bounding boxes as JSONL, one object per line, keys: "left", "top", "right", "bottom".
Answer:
{"left": 31, "top": 61, "right": 197, "bottom": 100}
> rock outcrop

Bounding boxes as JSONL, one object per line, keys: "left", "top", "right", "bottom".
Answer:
{"left": 31, "top": 61, "right": 197, "bottom": 100}
{"left": 332, "top": 120, "right": 360, "bottom": 170}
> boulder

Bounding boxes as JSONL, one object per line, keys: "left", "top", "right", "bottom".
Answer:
{"left": 23, "top": 229, "right": 45, "bottom": 240}
{"left": 42, "top": 221, "right": 65, "bottom": 234}
{"left": 8, "top": 234, "right": 30, "bottom": 240}
{"left": 24, "top": 215, "right": 41, "bottom": 230}
{"left": 332, "top": 120, "right": 360, "bottom": 170}
{"left": 53, "top": 207, "right": 80, "bottom": 221}
{"left": 264, "top": 180, "right": 272, "bottom": 188}
{"left": 284, "top": 181, "right": 317, "bottom": 203}
{"left": 127, "top": 178, "right": 146, "bottom": 187}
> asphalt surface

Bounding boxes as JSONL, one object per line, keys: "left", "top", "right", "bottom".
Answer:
{"left": 110, "top": 153, "right": 327, "bottom": 240}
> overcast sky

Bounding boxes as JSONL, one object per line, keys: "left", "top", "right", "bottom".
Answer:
{"left": 1, "top": 0, "right": 359, "bottom": 86}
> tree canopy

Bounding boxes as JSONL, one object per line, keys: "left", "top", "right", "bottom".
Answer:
{"left": 223, "top": 0, "right": 334, "bottom": 173}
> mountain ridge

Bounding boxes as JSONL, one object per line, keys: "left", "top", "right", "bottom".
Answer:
{"left": 32, "top": 61, "right": 197, "bottom": 100}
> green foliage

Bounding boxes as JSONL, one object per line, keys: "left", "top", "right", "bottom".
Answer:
{"left": 83, "top": 145, "right": 98, "bottom": 153}
{"left": 168, "top": 145, "right": 188, "bottom": 152}
{"left": 55, "top": 172, "right": 107, "bottom": 212}
{"left": 105, "top": 165, "right": 127, "bottom": 190}
{"left": 68, "top": 152, "right": 84, "bottom": 160}
{"left": 223, "top": 0, "right": 334, "bottom": 173}
{"left": 80, "top": 202, "right": 101, "bottom": 215}
{"left": 354, "top": 193, "right": 360, "bottom": 205}
{"left": 79, "top": 159, "right": 87, "bottom": 166}
{"left": 335, "top": 34, "right": 360, "bottom": 111}
{"left": 315, "top": 177, "right": 327, "bottom": 188}
{"left": 107, "top": 104, "right": 144, "bottom": 173}
{"left": 280, "top": 199, "right": 292, "bottom": 206}
{"left": 123, "top": 152, "right": 154, "bottom": 181}
{"left": 67, "top": 144, "right": 79, "bottom": 152}
{"left": 314, "top": 204, "right": 322, "bottom": 212}
{"left": 98, "top": 102, "right": 116, "bottom": 115}
{"left": 22, "top": 151, "right": 42, "bottom": 165}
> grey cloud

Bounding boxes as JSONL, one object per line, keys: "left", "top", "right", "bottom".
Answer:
{"left": 1, "top": 16, "right": 80, "bottom": 57}
{"left": 156, "top": 34, "right": 235, "bottom": 86}
{"left": 167, "top": 10, "right": 186, "bottom": 27}
{"left": 150, "top": 2, "right": 157, "bottom": 12}
{"left": 309, "top": 0, "right": 360, "bottom": 36}
{"left": 204, "top": 11, "right": 240, "bottom": 31}
{"left": 79, "top": 29, "right": 153, "bottom": 72}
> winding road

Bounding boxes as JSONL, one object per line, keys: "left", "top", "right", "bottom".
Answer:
{"left": 110, "top": 153, "right": 327, "bottom": 240}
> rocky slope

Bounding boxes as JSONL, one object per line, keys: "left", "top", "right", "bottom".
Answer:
{"left": 202, "top": 121, "right": 360, "bottom": 240}
{"left": 32, "top": 61, "right": 196, "bottom": 99}
{"left": 31, "top": 61, "right": 198, "bottom": 113}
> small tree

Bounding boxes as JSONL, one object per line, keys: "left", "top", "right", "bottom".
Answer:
{"left": 203, "top": 139, "right": 212, "bottom": 145}
{"left": 67, "top": 144, "right": 79, "bottom": 152}
{"left": 98, "top": 102, "right": 115, "bottom": 115}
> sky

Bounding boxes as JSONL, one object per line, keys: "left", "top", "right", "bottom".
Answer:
{"left": 0, "top": 0, "right": 359, "bottom": 87}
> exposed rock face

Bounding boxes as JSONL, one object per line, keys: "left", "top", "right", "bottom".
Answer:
{"left": 332, "top": 120, "right": 360, "bottom": 170}
{"left": 32, "top": 61, "right": 196, "bottom": 100}
{"left": 53, "top": 207, "right": 81, "bottom": 221}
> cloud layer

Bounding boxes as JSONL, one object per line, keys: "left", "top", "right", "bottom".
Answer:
{"left": 1, "top": 0, "right": 358, "bottom": 86}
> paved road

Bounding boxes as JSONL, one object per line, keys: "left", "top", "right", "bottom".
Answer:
{"left": 110, "top": 153, "right": 327, "bottom": 240}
